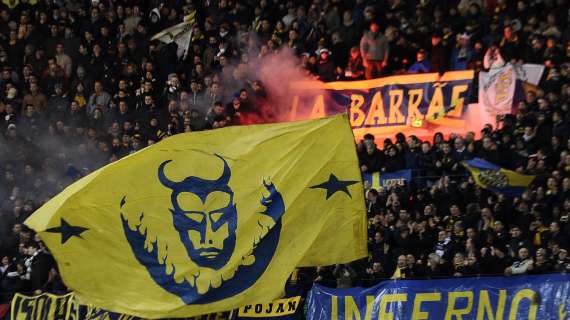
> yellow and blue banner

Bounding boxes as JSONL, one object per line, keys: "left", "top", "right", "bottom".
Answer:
{"left": 10, "top": 292, "right": 78, "bottom": 320}
{"left": 237, "top": 296, "right": 301, "bottom": 319}
{"left": 463, "top": 158, "right": 535, "bottom": 196}
{"left": 307, "top": 274, "right": 570, "bottom": 320}
{"left": 363, "top": 170, "right": 412, "bottom": 190}
{"left": 24, "top": 115, "right": 367, "bottom": 318}
{"left": 8, "top": 292, "right": 229, "bottom": 319}
{"left": 289, "top": 71, "right": 479, "bottom": 145}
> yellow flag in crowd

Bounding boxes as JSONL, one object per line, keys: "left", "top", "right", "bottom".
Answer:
{"left": 25, "top": 114, "right": 367, "bottom": 318}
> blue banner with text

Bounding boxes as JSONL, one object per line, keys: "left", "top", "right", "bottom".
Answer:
{"left": 306, "top": 274, "right": 570, "bottom": 320}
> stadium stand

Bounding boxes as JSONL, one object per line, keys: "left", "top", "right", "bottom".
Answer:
{"left": 0, "top": 0, "right": 569, "bottom": 318}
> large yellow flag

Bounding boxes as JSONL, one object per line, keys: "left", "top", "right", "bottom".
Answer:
{"left": 25, "top": 114, "right": 367, "bottom": 318}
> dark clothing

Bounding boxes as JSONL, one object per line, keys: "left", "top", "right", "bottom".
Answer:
{"left": 530, "top": 261, "right": 553, "bottom": 274}
{"left": 367, "top": 200, "right": 383, "bottom": 217}
{"left": 331, "top": 42, "right": 349, "bottom": 68}
{"left": 46, "top": 95, "right": 70, "bottom": 121}
{"left": 477, "top": 148, "right": 501, "bottom": 165}
{"left": 316, "top": 59, "right": 336, "bottom": 82}
{"left": 339, "top": 23, "right": 362, "bottom": 48}
{"left": 360, "top": 149, "right": 383, "bottom": 173}
{"left": 480, "top": 253, "right": 511, "bottom": 275}
{"left": 383, "top": 153, "right": 405, "bottom": 172}
{"left": 30, "top": 252, "right": 53, "bottom": 291}
{"left": 430, "top": 44, "right": 449, "bottom": 74}
{"left": 418, "top": 151, "right": 437, "bottom": 177}
{"left": 508, "top": 237, "right": 533, "bottom": 258}
{"left": 552, "top": 120, "right": 569, "bottom": 142}
{"left": 426, "top": 264, "right": 450, "bottom": 279}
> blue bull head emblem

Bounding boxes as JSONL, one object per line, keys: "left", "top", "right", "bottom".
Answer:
{"left": 120, "top": 154, "right": 286, "bottom": 304}
{"left": 158, "top": 155, "right": 236, "bottom": 270}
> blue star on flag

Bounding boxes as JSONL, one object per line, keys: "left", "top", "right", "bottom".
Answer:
{"left": 46, "top": 218, "right": 88, "bottom": 244}
{"left": 310, "top": 173, "right": 358, "bottom": 199}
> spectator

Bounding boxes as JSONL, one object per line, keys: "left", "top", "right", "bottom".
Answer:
{"left": 408, "top": 49, "right": 431, "bottom": 74}
{"left": 451, "top": 252, "right": 476, "bottom": 277}
{"left": 508, "top": 226, "right": 533, "bottom": 258}
{"left": 434, "top": 230, "right": 453, "bottom": 261}
{"left": 42, "top": 268, "right": 67, "bottom": 294}
{"left": 313, "top": 266, "right": 335, "bottom": 286}
{"left": 315, "top": 48, "right": 335, "bottom": 82}
{"left": 531, "top": 248, "right": 553, "bottom": 274}
{"left": 429, "top": 31, "right": 449, "bottom": 74}
{"left": 206, "top": 101, "right": 229, "bottom": 129}
{"left": 366, "top": 189, "right": 383, "bottom": 217}
{"left": 54, "top": 43, "right": 73, "bottom": 78}
{"left": 22, "top": 82, "right": 47, "bottom": 113}
{"left": 450, "top": 33, "right": 474, "bottom": 71}
{"left": 87, "top": 81, "right": 111, "bottom": 115}
{"left": 339, "top": 11, "right": 361, "bottom": 48}
{"left": 391, "top": 255, "right": 414, "bottom": 279}
{"left": 333, "top": 264, "right": 357, "bottom": 288}
{"left": 25, "top": 242, "right": 52, "bottom": 293}
{"left": 425, "top": 253, "right": 448, "bottom": 279}
{"left": 499, "top": 25, "right": 522, "bottom": 62}
{"left": 382, "top": 145, "right": 404, "bottom": 172}
{"left": 359, "top": 140, "right": 383, "bottom": 173}
{"left": 480, "top": 245, "right": 511, "bottom": 275}
{"left": 360, "top": 22, "right": 389, "bottom": 79}
{"left": 505, "top": 247, "right": 534, "bottom": 276}
{"left": 344, "top": 47, "right": 365, "bottom": 80}
{"left": 364, "top": 262, "right": 386, "bottom": 285}
{"left": 46, "top": 83, "right": 69, "bottom": 121}
{"left": 418, "top": 142, "right": 437, "bottom": 179}
{"left": 554, "top": 248, "right": 570, "bottom": 273}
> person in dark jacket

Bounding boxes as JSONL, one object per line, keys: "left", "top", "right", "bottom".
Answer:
{"left": 364, "top": 262, "right": 386, "bottom": 286}
{"left": 425, "top": 253, "right": 450, "bottom": 279}
{"left": 344, "top": 46, "right": 365, "bottom": 80}
{"left": 42, "top": 268, "right": 67, "bottom": 294}
{"left": 360, "top": 141, "right": 383, "bottom": 173}
{"left": 418, "top": 142, "right": 437, "bottom": 178}
{"left": 450, "top": 252, "right": 477, "bottom": 277}
{"left": 366, "top": 189, "right": 383, "bottom": 217}
{"left": 552, "top": 110, "right": 569, "bottom": 142}
{"left": 437, "top": 142, "right": 460, "bottom": 176}
{"left": 477, "top": 137, "right": 501, "bottom": 164}
{"left": 46, "top": 83, "right": 70, "bottom": 121}
{"left": 429, "top": 31, "right": 449, "bottom": 74}
{"left": 205, "top": 101, "right": 230, "bottom": 129}
{"left": 530, "top": 248, "right": 553, "bottom": 274}
{"left": 26, "top": 243, "right": 53, "bottom": 293}
{"left": 383, "top": 145, "right": 404, "bottom": 172}
{"left": 508, "top": 226, "right": 533, "bottom": 258}
{"left": 480, "top": 245, "right": 511, "bottom": 275}
{"left": 316, "top": 48, "right": 336, "bottom": 82}
{"left": 338, "top": 10, "right": 362, "bottom": 48}
{"left": 554, "top": 249, "right": 570, "bottom": 272}
{"left": 499, "top": 25, "right": 522, "bottom": 62}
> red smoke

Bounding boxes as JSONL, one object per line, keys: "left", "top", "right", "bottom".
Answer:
{"left": 239, "top": 48, "right": 325, "bottom": 124}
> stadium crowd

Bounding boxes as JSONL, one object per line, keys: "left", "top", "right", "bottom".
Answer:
{"left": 0, "top": 0, "right": 569, "bottom": 308}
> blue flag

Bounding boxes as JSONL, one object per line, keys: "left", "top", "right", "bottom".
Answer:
{"left": 462, "top": 158, "right": 535, "bottom": 197}
{"left": 307, "top": 274, "right": 570, "bottom": 320}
